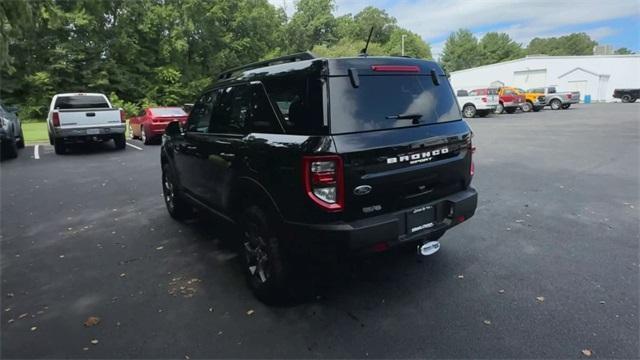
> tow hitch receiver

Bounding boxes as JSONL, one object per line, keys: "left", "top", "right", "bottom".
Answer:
{"left": 419, "top": 241, "right": 440, "bottom": 256}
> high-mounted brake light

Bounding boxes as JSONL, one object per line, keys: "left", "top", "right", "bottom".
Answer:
{"left": 52, "top": 112, "right": 60, "bottom": 127}
{"left": 302, "top": 155, "right": 344, "bottom": 212}
{"left": 120, "top": 109, "right": 126, "bottom": 123}
{"left": 371, "top": 65, "right": 420, "bottom": 73}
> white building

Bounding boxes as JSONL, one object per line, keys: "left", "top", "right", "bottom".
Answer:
{"left": 449, "top": 55, "right": 640, "bottom": 102}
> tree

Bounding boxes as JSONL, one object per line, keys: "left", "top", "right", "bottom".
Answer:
{"left": 614, "top": 47, "right": 634, "bottom": 55}
{"left": 285, "top": 0, "right": 336, "bottom": 52}
{"left": 479, "top": 32, "right": 523, "bottom": 65}
{"left": 527, "top": 32, "right": 597, "bottom": 55}
{"left": 440, "top": 29, "right": 482, "bottom": 72}
{"left": 351, "top": 6, "right": 396, "bottom": 44}
{"left": 383, "top": 28, "right": 431, "bottom": 59}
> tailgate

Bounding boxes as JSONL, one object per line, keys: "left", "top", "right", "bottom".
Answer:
{"left": 333, "top": 121, "right": 473, "bottom": 221}
{"left": 58, "top": 108, "right": 122, "bottom": 128}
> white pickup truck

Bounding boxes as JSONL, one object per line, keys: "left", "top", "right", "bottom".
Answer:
{"left": 455, "top": 88, "right": 499, "bottom": 118}
{"left": 47, "top": 93, "right": 126, "bottom": 154}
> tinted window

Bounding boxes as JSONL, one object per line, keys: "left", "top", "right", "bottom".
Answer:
{"left": 54, "top": 95, "right": 110, "bottom": 109}
{"left": 328, "top": 75, "right": 460, "bottom": 134}
{"left": 187, "top": 91, "right": 216, "bottom": 133}
{"left": 150, "top": 108, "right": 187, "bottom": 116}
{"left": 457, "top": 90, "right": 468, "bottom": 96}
{"left": 211, "top": 86, "right": 251, "bottom": 134}
{"left": 249, "top": 84, "right": 283, "bottom": 133}
{"left": 503, "top": 89, "right": 515, "bottom": 95}
{"left": 488, "top": 88, "right": 499, "bottom": 95}
{"left": 262, "top": 74, "right": 324, "bottom": 135}
{"left": 547, "top": 87, "right": 556, "bottom": 94}
{"left": 468, "top": 90, "right": 478, "bottom": 96}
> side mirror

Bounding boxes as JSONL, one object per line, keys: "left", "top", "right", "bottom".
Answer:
{"left": 165, "top": 121, "right": 182, "bottom": 136}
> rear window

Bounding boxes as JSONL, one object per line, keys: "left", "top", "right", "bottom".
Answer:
{"left": 54, "top": 95, "right": 110, "bottom": 109}
{"left": 150, "top": 108, "right": 186, "bottom": 116}
{"left": 329, "top": 75, "right": 460, "bottom": 134}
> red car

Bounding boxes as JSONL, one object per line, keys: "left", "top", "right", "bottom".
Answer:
{"left": 128, "top": 107, "right": 188, "bottom": 144}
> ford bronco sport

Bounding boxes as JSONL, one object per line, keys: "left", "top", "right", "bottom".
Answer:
{"left": 160, "top": 52, "right": 478, "bottom": 302}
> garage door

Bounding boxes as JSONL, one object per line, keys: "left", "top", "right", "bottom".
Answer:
{"left": 513, "top": 69, "right": 547, "bottom": 89}
{"left": 567, "top": 80, "right": 588, "bottom": 101}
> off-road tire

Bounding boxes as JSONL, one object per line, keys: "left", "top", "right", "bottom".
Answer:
{"left": 521, "top": 101, "right": 533, "bottom": 112}
{"left": 240, "top": 204, "right": 291, "bottom": 304}
{"left": 142, "top": 127, "right": 152, "bottom": 145}
{"left": 550, "top": 99, "right": 562, "bottom": 110}
{"left": 495, "top": 103, "right": 504, "bottom": 114}
{"left": 621, "top": 95, "right": 631, "bottom": 103}
{"left": 162, "top": 164, "right": 192, "bottom": 220}
{"left": 16, "top": 131, "right": 25, "bottom": 148}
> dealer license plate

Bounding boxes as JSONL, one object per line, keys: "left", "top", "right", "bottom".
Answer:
{"left": 406, "top": 205, "right": 435, "bottom": 234}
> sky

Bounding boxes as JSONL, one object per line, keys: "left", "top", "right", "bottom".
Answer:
{"left": 269, "top": 0, "right": 640, "bottom": 58}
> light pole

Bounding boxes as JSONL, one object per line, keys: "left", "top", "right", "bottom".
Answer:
{"left": 401, "top": 34, "right": 406, "bottom": 56}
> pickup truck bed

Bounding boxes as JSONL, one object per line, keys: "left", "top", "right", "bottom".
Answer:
{"left": 47, "top": 93, "right": 126, "bottom": 154}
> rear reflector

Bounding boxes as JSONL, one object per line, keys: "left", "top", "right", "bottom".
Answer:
{"left": 120, "top": 109, "right": 126, "bottom": 123}
{"left": 302, "top": 155, "right": 344, "bottom": 212}
{"left": 481, "top": 97, "right": 487, "bottom": 102}
{"left": 371, "top": 65, "right": 420, "bottom": 73}
{"left": 371, "top": 242, "right": 389, "bottom": 252}
{"left": 52, "top": 112, "right": 60, "bottom": 127}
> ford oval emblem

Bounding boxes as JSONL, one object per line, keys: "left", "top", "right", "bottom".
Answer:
{"left": 353, "top": 185, "right": 372, "bottom": 196}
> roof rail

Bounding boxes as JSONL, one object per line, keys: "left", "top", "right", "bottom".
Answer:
{"left": 217, "top": 51, "right": 316, "bottom": 80}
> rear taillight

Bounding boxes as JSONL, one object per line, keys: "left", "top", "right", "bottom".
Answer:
{"left": 52, "top": 112, "right": 60, "bottom": 127}
{"left": 481, "top": 97, "right": 487, "bottom": 102}
{"left": 120, "top": 109, "right": 126, "bottom": 123}
{"left": 302, "top": 155, "right": 344, "bottom": 212}
{"left": 567, "top": 94, "right": 572, "bottom": 99}
{"left": 371, "top": 65, "right": 420, "bottom": 73}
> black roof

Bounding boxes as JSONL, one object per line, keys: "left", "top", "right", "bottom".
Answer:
{"left": 214, "top": 52, "right": 445, "bottom": 86}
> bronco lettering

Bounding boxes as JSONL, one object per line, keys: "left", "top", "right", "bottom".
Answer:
{"left": 386, "top": 147, "right": 449, "bottom": 165}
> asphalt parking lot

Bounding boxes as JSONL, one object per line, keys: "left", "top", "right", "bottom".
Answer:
{"left": 1, "top": 103, "right": 638, "bottom": 358}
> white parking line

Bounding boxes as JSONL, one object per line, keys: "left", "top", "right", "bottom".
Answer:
{"left": 126, "top": 142, "right": 143, "bottom": 150}
{"left": 34, "top": 145, "right": 40, "bottom": 159}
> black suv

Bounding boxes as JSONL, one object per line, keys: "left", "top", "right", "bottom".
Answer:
{"left": 161, "top": 52, "right": 477, "bottom": 301}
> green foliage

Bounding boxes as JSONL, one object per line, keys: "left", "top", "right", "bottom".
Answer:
{"left": 441, "top": 29, "right": 483, "bottom": 72}
{"left": 384, "top": 28, "right": 432, "bottom": 59}
{"left": 527, "top": 32, "right": 597, "bottom": 55}
{"left": 479, "top": 32, "right": 523, "bottom": 65}
{"left": 614, "top": 47, "right": 634, "bottom": 55}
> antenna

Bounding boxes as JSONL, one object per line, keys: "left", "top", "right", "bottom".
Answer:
{"left": 360, "top": 27, "right": 374, "bottom": 56}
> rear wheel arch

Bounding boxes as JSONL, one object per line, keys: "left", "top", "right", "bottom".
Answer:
{"left": 231, "top": 177, "right": 283, "bottom": 222}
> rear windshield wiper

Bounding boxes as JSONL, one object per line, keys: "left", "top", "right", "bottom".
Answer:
{"left": 385, "top": 113, "right": 423, "bottom": 124}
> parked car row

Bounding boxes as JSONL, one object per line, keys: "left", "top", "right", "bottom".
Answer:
{"left": 455, "top": 85, "right": 580, "bottom": 118}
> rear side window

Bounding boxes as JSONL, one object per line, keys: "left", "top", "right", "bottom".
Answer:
{"left": 209, "top": 84, "right": 283, "bottom": 134}
{"left": 503, "top": 89, "right": 515, "bottom": 95}
{"left": 488, "top": 88, "right": 498, "bottom": 95}
{"left": 328, "top": 75, "right": 460, "bottom": 134}
{"left": 54, "top": 95, "right": 110, "bottom": 109}
{"left": 261, "top": 75, "right": 325, "bottom": 135}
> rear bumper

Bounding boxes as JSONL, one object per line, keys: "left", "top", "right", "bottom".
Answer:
{"left": 503, "top": 101, "right": 523, "bottom": 108}
{"left": 53, "top": 125, "right": 125, "bottom": 139}
{"left": 284, "top": 188, "right": 477, "bottom": 252}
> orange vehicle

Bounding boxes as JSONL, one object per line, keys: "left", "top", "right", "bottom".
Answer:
{"left": 516, "top": 88, "right": 546, "bottom": 112}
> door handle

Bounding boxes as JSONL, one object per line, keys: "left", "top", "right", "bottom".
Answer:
{"left": 214, "top": 139, "right": 231, "bottom": 145}
{"left": 185, "top": 145, "right": 197, "bottom": 150}
{"left": 219, "top": 152, "right": 235, "bottom": 159}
